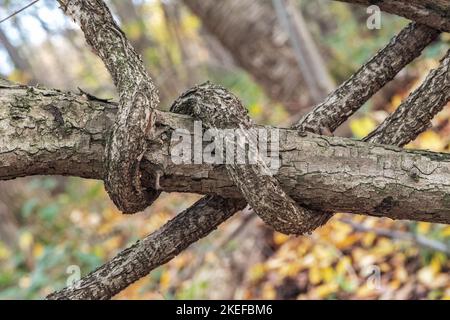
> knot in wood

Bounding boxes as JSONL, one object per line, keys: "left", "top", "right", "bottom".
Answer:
{"left": 171, "top": 82, "right": 332, "bottom": 235}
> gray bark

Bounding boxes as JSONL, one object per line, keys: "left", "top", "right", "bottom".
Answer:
{"left": 170, "top": 82, "right": 331, "bottom": 235}
{"left": 59, "top": 0, "right": 161, "bottom": 213}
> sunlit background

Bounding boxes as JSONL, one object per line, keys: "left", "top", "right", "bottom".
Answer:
{"left": 0, "top": 0, "right": 449, "bottom": 299}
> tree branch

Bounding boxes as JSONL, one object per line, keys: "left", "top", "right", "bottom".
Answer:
{"left": 58, "top": 0, "right": 161, "bottom": 213}
{"left": 2, "top": 83, "right": 450, "bottom": 224}
{"left": 340, "top": 217, "right": 450, "bottom": 255}
{"left": 37, "top": 0, "right": 450, "bottom": 300}
{"left": 46, "top": 195, "right": 245, "bottom": 300}
{"left": 365, "top": 49, "right": 450, "bottom": 146}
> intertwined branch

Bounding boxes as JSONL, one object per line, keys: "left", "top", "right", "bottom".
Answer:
{"left": 0, "top": 0, "right": 448, "bottom": 299}
{"left": 60, "top": 0, "right": 162, "bottom": 213}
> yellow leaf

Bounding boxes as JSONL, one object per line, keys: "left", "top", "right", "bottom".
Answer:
{"left": 440, "top": 226, "right": 450, "bottom": 238}
{"left": 394, "top": 266, "right": 408, "bottom": 283}
{"left": 336, "top": 256, "right": 352, "bottom": 276}
{"left": 249, "top": 263, "right": 267, "bottom": 282}
{"left": 261, "top": 283, "right": 276, "bottom": 299}
{"left": 248, "top": 103, "right": 263, "bottom": 117}
{"left": 335, "top": 234, "right": 360, "bottom": 249}
{"left": 181, "top": 14, "right": 201, "bottom": 35}
{"left": 124, "top": 22, "right": 143, "bottom": 42}
{"left": 280, "top": 262, "right": 302, "bottom": 277}
{"left": 313, "top": 283, "right": 338, "bottom": 298}
{"left": 174, "top": 253, "right": 189, "bottom": 269}
{"left": 322, "top": 267, "right": 335, "bottom": 284}
{"left": 355, "top": 283, "right": 378, "bottom": 299}
{"left": 372, "top": 238, "right": 395, "bottom": 256}
{"left": 389, "top": 279, "right": 401, "bottom": 290}
{"left": 430, "top": 255, "right": 442, "bottom": 274}
{"left": 350, "top": 117, "right": 376, "bottom": 139}
{"left": 104, "top": 236, "right": 122, "bottom": 252}
{"left": 389, "top": 94, "right": 403, "bottom": 112}
{"left": 417, "top": 222, "right": 431, "bottom": 234}
{"left": 362, "top": 232, "right": 377, "bottom": 247}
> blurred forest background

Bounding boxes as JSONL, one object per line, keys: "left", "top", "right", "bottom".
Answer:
{"left": 0, "top": 0, "right": 450, "bottom": 300}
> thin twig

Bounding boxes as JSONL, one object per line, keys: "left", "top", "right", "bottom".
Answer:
{"left": 0, "top": 0, "right": 40, "bottom": 24}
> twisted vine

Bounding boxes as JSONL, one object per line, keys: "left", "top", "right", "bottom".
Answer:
{"left": 170, "top": 82, "right": 332, "bottom": 235}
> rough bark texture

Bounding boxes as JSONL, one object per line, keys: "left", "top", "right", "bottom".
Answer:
{"left": 58, "top": 0, "right": 161, "bottom": 213}
{"left": 365, "top": 49, "right": 450, "bottom": 146}
{"left": 295, "top": 23, "right": 440, "bottom": 134}
{"left": 183, "top": 0, "right": 315, "bottom": 113}
{"left": 1, "top": 0, "right": 446, "bottom": 300}
{"left": 0, "top": 26, "right": 35, "bottom": 82}
{"left": 2, "top": 83, "right": 450, "bottom": 225}
{"left": 46, "top": 195, "right": 246, "bottom": 300}
{"left": 338, "top": 0, "right": 450, "bottom": 32}
{"left": 170, "top": 82, "right": 331, "bottom": 235}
